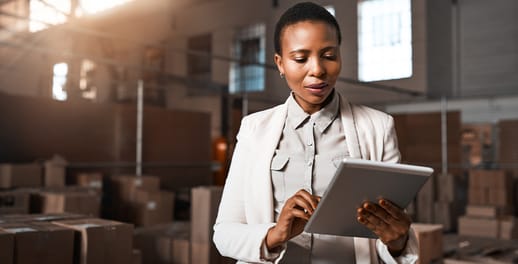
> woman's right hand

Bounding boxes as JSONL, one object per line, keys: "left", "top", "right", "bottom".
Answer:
{"left": 265, "top": 189, "right": 320, "bottom": 250}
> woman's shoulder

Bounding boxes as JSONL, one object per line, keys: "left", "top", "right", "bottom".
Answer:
{"left": 241, "top": 104, "right": 286, "bottom": 126}
{"left": 350, "top": 103, "right": 392, "bottom": 120}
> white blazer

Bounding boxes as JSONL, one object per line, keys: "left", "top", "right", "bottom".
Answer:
{"left": 213, "top": 91, "right": 418, "bottom": 264}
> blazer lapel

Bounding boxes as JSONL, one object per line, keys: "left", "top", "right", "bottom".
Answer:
{"left": 249, "top": 103, "right": 287, "bottom": 223}
{"left": 339, "top": 92, "right": 362, "bottom": 159}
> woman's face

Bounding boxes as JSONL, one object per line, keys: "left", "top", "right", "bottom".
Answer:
{"left": 275, "top": 21, "right": 341, "bottom": 114}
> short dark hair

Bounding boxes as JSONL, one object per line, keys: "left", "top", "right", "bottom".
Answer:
{"left": 274, "top": 2, "right": 341, "bottom": 55}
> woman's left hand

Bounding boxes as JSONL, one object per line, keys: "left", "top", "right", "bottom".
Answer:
{"left": 356, "top": 198, "right": 411, "bottom": 256}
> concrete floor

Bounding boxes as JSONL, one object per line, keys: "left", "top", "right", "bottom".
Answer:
{"left": 443, "top": 233, "right": 518, "bottom": 263}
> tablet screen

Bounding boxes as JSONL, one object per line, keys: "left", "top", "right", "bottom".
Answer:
{"left": 304, "top": 158, "right": 433, "bottom": 238}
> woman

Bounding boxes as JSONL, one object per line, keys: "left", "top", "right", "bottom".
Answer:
{"left": 213, "top": 2, "right": 418, "bottom": 263}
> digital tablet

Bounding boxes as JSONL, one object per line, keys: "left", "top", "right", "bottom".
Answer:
{"left": 304, "top": 158, "right": 433, "bottom": 238}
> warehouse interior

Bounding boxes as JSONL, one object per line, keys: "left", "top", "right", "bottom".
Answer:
{"left": 0, "top": 0, "right": 517, "bottom": 263}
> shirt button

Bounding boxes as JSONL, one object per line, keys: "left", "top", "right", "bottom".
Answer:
{"left": 307, "top": 161, "right": 313, "bottom": 166}
{"left": 308, "top": 142, "right": 313, "bottom": 146}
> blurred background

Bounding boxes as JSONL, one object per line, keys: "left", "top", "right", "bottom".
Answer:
{"left": 0, "top": 0, "right": 517, "bottom": 263}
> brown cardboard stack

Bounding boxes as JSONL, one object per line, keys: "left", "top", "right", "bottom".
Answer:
{"left": 74, "top": 172, "right": 103, "bottom": 189}
{"left": 53, "top": 218, "right": 133, "bottom": 264}
{"left": 133, "top": 190, "right": 174, "bottom": 226}
{"left": 133, "top": 222, "right": 191, "bottom": 264}
{"left": 110, "top": 175, "right": 174, "bottom": 226}
{"left": 394, "top": 112, "right": 462, "bottom": 224}
{"left": 417, "top": 177, "right": 435, "bottom": 223}
{"left": 434, "top": 173, "right": 467, "bottom": 231}
{"left": 458, "top": 170, "right": 516, "bottom": 239}
{"left": 43, "top": 155, "right": 67, "bottom": 187}
{"left": 412, "top": 223, "right": 443, "bottom": 264}
{"left": 0, "top": 229, "right": 14, "bottom": 264}
{"left": 0, "top": 190, "right": 30, "bottom": 215}
{"left": 33, "top": 188, "right": 101, "bottom": 217}
{"left": 132, "top": 249, "right": 142, "bottom": 264}
{"left": 191, "top": 186, "right": 224, "bottom": 264}
{"left": 499, "top": 120, "right": 518, "bottom": 178}
{"left": 0, "top": 221, "right": 74, "bottom": 264}
{"left": 0, "top": 163, "right": 42, "bottom": 188}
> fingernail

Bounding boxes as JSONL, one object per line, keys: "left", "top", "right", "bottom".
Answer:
{"left": 380, "top": 199, "right": 387, "bottom": 206}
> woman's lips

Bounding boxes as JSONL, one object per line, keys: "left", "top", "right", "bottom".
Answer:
{"left": 305, "top": 83, "right": 328, "bottom": 89}
{"left": 305, "top": 83, "right": 329, "bottom": 95}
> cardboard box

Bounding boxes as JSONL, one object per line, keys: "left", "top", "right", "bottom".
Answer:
{"left": 0, "top": 222, "right": 74, "bottom": 264}
{"left": 412, "top": 223, "right": 443, "bottom": 264}
{"left": 43, "top": 155, "right": 67, "bottom": 187}
{"left": 467, "top": 188, "right": 488, "bottom": 205}
{"left": 0, "top": 163, "right": 42, "bottom": 188}
{"left": 417, "top": 177, "right": 435, "bottom": 223}
{"left": 75, "top": 173, "right": 103, "bottom": 189}
{"left": 132, "top": 249, "right": 142, "bottom": 264}
{"left": 53, "top": 218, "right": 133, "bottom": 264}
{"left": 0, "top": 229, "right": 14, "bottom": 264}
{"left": 111, "top": 175, "right": 160, "bottom": 202}
{"left": 0, "top": 190, "right": 30, "bottom": 215}
{"left": 500, "top": 217, "right": 518, "bottom": 240}
{"left": 458, "top": 216, "right": 499, "bottom": 238}
{"left": 191, "top": 186, "right": 223, "bottom": 264}
{"left": 133, "top": 222, "right": 190, "bottom": 264}
{"left": 191, "top": 241, "right": 221, "bottom": 264}
{"left": 465, "top": 205, "right": 512, "bottom": 218}
{"left": 434, "top": 202, "right": 463, "bottom": 231}
{"left": 0, "top": 213, "right": 86, "bottom": 224}
{"left": 39, "top": 190, "right": 101, "bottom": 217}
{"left": 133, "top": 190, "right": 174, "bottom": 227}
{"left": 191, "top": 186, "right": 223, "bottom": 243}
{"left": 171, "top": 238, "right": 190, "bottom": 264}
{"left": 488, "top": 187, "right": 514, "bottom": 207}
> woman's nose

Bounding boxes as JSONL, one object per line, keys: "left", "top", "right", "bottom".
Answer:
{"left": 309, "top": 58, "right": 326, "bottom": 77}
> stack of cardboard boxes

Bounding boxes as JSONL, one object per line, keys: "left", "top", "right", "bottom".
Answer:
{"left": 434, "top": 173, "right": 466, "bottom": 232}
{"left": 393, "top": 112, "right": 462, "bottom": 224}
{"left": 134, "top": 222, "right": 191, "bottom": 263}
{"left": 0, "top": 213, "right": 136, "bottom": 264}
{"left": 132, "top": 186, "right": 231, "bottom": 264}
{"left": 191, "top": 186, "right": 224, "bottom": 264}
{"left": 458, "top": 170, "right": 517, "bottom": 239}
{"left": 110, "top": 175, "right": 174, "bottom": 227}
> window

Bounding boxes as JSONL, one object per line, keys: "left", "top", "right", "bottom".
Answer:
{"left": 52, "top": 62, "right": 68, "bottom": 101}
{"left": 77, "top": 0, "right": 134, "bottom": 15}
{"left": 229, "top": 23, "right": 266, "bottom": 94}
{"left": 358, "top": 0, "right": 412, "bottom": 82}
{"left": 29, "top": 0, "right": 70, "bottom": 32}
{"left": 29, "top": 0, "right": 135, "bottom": 32}
{"left": 79, "top": 59, "right": 97, "bottom": 100}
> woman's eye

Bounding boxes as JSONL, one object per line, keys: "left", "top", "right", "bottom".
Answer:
{"left": 324, "top": 54, "right": 337, "bottom": 60}
{"left": 294, "top": 57, "right": 307, "bottom": 63}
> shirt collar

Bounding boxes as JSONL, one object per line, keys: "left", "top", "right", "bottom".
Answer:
{"left": 286, "top": 90, "right": 340, "bottom": 133}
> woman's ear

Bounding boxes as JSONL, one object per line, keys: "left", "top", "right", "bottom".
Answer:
{"left": 274, "top": 53, "right": 284, "bottom": 76}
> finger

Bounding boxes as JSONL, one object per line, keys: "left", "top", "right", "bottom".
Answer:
{"left": 290, "top": 195, "right": 316, "bottom": 215}
{"left": 357, "top": 208, "right": 398, "bottom": 241}
{"left": 295, "top": 189, "right": 319, "bottom": 210}
{"left": 378, "top": 198, "right": 411, "bottom": 223}
{"left": 362, "top": 202, "right": 392, "bottom": 224}
{"left": 289, "top": 207, "right": 311, "bottom": 221}
{"left": 357, "top": 207, "right": 387, "bottom": 230}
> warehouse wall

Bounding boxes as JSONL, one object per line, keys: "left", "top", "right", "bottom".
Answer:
{"left": 457, "top": 0, "right": 518, "bottom": 97}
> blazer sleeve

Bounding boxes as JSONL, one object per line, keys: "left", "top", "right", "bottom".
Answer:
{"left": 213, "top": 117, "right": 280, "bottom": 263}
